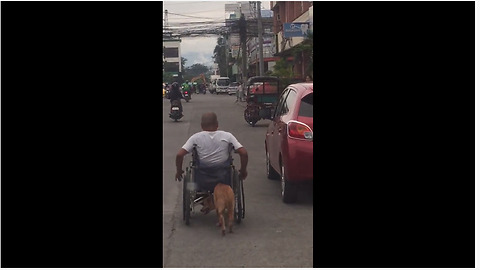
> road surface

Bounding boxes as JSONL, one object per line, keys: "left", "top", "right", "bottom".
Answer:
{"left": 163, "top": 93, "right": 313, "bottom": 268}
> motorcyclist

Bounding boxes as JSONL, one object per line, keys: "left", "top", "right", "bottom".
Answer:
{"left": 169, "top": 82, "right": 183, "bottom": 114}
{"left": 181, "top": 82, "right": 191, "bottom": 96}
{"left": 192, "top": 83, "right": 198, "bottom": 94}
{"left": 164, "top": 82, "right": 170, "bottom": 98}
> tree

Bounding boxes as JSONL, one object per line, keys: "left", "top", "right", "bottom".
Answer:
{"left": 292, "top": 31, "right": 313, "bottom": 76}
{"left": 181, "top": 57, "right": 188, "bottom": 73}
{"left": 213, "top": 37, "right": 230, "bottom": 77}
{"left": 187, "top": 64, "right": 209, "bottom": 76}
{"left": 271, "top": 58, "right": 295, "bottom": 89}
{"left": 163, "top": 72, "right": 175, "bottom": 83}
{"left": 183, "top": 63, "right": 210, "bottom": 81}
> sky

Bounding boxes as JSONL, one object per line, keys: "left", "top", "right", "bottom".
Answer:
{"left": 163, "top": 1, "right": 271, "bottom": 68}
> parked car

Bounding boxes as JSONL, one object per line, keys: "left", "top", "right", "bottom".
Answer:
{"left": 264, "top": 83, "right": 313, "bottom": 203}
{"left": 228, "top": 82, "right": 240, "bottom": 95}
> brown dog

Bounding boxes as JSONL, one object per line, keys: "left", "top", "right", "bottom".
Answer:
{"left": 200, "top": 183, "right": 235, "bottom": 236}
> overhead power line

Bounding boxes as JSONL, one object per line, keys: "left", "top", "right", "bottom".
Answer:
{"left": 167, "top": 11, "right": 222, "bottom": 20}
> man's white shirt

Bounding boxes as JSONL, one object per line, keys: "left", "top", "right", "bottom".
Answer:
{"left": 181, "top": 130, "right": 243, "bottom": 166}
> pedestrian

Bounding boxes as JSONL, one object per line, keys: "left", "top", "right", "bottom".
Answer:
{"left": 175, "top": 112, "right": 248, "bottom": 184}
{"left": 305, "top": 75, "right": 313, "bottom": 83}
{"left": 236, "top": 82, "right": 243, "bottom": 102}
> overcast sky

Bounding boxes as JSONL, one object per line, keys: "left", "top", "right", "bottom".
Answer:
{"left": 163, "top": 1, "right": 271, "bottom": 68}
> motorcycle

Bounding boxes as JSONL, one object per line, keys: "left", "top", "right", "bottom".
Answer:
{"left": 169, "top": 99, "right": 183, "bottom": 122}
{"left": 183, "top": 90, "right": 191, "bottom": 102}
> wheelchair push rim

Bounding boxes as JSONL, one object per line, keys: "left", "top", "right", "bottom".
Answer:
{"left": 183, "top": 167, "right": 191, "bottom": 225}
{"left": 233, "top": 168, "right": 245, "bottom": 223}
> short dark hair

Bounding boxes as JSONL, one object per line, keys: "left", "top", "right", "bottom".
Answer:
{"left": 201, "top": 112, "right": 218, "bottom": 129}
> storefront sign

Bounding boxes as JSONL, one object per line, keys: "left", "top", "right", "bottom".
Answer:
{"left": 283, "top": 23, "right": 310, "bottom": 38}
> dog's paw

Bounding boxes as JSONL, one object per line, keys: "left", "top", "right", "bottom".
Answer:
{"left": 222, "top": 230, "right": 226, "bottom": 236}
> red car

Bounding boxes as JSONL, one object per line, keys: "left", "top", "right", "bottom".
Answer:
{"left": 265, "top": 83, "right": 313, "bottom": 203}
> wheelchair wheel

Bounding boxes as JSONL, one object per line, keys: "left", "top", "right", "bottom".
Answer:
{"left": 233, "top": 169, "right": 244, "bottom": 223}
{"left": 183, "top": 167, "right": 191, "bottom": 225}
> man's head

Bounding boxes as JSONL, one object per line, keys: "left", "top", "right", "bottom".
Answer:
{"left": 201, "top": 112, "right": 219, "bottom": 131}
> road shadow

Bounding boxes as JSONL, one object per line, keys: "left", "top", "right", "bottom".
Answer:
{"left": 264, "top": 179, "right": 313, "bottom": 205}
{"left": 182, "top": 208, "right": 222, "bottom": 232}
{"left": 295, "top": 182, "right": 314, "bottom": 205}
{"left": 254, "top": 123, "right": 270, "bottom": 128}
{"left": 245, "top": 123, "right": 270, "bottom": 128}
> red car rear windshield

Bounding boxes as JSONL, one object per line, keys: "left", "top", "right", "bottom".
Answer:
{"left": 298, "top": 93, "right": 313, "bottom": 117}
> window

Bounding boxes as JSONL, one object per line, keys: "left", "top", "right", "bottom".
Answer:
{"left": 298, "top": 93, "right": 313, "bottom": 117}
{"left": 163, "top": 62, "right": 179, "bottom": 72}
{"left": 217, "top": 79, "right": 230, "bottom": 86}
{"left": 274, "top": 88, "right": 290, "bottom": 117}
{"left": 164, "top": 47, "right": 179, "bottom": 58}
{"left": 283, "top": 89, "right": 297, "bottom": 115}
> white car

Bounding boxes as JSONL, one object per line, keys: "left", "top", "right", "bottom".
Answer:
{"left": 227, "top": 82, "right": 240, "bottom": 95}
{"left": 215, "top": 77, "right": 230, "bottom": 94}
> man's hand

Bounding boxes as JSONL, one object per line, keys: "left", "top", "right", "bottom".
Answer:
{"left": 175, "top": 169, "right": 184, "bottom": 181}
{"left": 175, "top": 148, "right": 189, "bottom": 181}
{"left": 236, "top": 147, "right": 248, "bottom": 180}
{"left": 239, "top": 169, "right": 247, "bottom": 180}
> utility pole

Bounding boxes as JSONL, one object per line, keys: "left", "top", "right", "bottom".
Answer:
{"left": 257, "top": 1, "right": 264, "bottom": 76}
{"left": 240, "top": 13, "right": 247, "bottom": 101}
{"left": 164, "top": 9, "right": 168, "bottom": 28}
{"left": 225, "top": 37, "right": 229, "bottom": 78}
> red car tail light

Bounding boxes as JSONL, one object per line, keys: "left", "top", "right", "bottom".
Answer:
{"left": 287, "top": 120, "right": 313, "bottom": 140}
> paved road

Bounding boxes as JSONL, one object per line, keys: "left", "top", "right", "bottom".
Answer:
{"left": 163, "top": 93, "right": 313, "bottom": 268}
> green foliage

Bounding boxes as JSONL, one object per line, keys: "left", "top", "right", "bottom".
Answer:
{"left": 292, "top": 31, "right": 313, "bottom": 76}
{"left": 181, "top": 57, "right": 187, "bottom": 72}
{"left": 271, "top": 58, "right": 295, "bottom": 88}
{"left": 183, "top": 63, "right": 210, "bottom": 81}
{"left": 163, "top": 73, "right": 175, "bottom": 83}
{"left": 213, "top": 37, "right": 230, "bottom": 77}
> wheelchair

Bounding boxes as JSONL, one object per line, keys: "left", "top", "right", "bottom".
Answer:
{"left": 182, "top": 143, "right": 245, "bottom": 225}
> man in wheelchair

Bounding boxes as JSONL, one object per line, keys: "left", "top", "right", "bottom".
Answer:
{"left": 175, "top": 112, "right": 248, "bottom": 189}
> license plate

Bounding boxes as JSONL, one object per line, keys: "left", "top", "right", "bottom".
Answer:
{"left": 172, "top": 107, "right": 179, "bottom": 110}
{"left": 184, "top": 93, "right": 188, "bottom": 96}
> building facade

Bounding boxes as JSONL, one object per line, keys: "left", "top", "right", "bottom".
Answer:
{"left": 246, "top": 9, "right": 280, "bottom": 77}
{"left": 271, "top": 1, "right": 313, "bottom": 80}
{"left": 163, "top": 31, "right": 182, "bottom": 81}
{"left": 223, "top": 2, "right": 280, "bottom": 81}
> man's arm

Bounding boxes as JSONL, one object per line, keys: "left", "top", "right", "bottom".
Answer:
{"left": 175, "top": 148, "right": 189, "bottom": 181}
{"left": 236, "top": 147, "right": 248, "bottom": 180}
